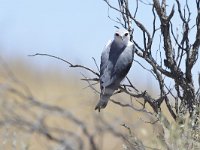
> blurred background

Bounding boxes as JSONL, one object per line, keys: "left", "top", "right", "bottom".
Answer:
{"left": 0, "top": 0, "right": 159, "bottom": 150}
{"left": 0, "top": 0, "right": 183, "bottom": 150}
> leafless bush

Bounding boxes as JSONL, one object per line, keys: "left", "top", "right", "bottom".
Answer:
{"left": 0, "top": 57, "right": 149, "bottom": 150}
{"left": 30, "top": 0, "right": 200, "bottom": 149}
{"left": 101, "top": 0, "right": 200, "bottom": 136}
{"left": 1, "top": 0, "right": 200, "bottom": 149}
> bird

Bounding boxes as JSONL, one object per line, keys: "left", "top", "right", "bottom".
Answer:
{"left": 95, "top": 28, "right": 135, "bottom": 112}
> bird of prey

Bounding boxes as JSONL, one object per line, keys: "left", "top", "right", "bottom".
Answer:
{"left": 95, "top": 29, "right": 135, "bottom": 112}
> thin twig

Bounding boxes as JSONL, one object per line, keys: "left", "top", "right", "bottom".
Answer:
{"left": 29, "top": 53, "right": 100, "bottom": 77}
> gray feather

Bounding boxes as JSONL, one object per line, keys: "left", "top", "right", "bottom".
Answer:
{"left": 101, "top": 41, "right": 134, "bottom": 88}
{"left": 95, "top": 29, "right": 135, "bottom": 111}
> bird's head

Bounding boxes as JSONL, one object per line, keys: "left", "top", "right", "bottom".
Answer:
{"left": 114, "top": 29, "right": 130, "bottom": 46}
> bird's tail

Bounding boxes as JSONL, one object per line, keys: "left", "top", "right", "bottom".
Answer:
{"left": 95, "top": 94, "right": 111, "bottom": 112}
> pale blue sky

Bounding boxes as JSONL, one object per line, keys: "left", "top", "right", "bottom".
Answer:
{"left": 0, "top": 0, "right": 118, "bottom": 66}
{"left": 0, "top": 0, "right": 155, "bottom": 91}
{"left": 0, "top": 0, "right": 199, "bottom": 90}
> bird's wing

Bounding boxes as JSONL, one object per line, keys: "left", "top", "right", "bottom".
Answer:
{"left": 99, "top": 40, "right": 113, "bottom": 89}
{"left": 111, "top": 42, "right": 135, "bottom": 76}
{"left": 111, "top": 45, "right": 134, "bottom": 79}
{"left": 100, "top": 40, "right": 112, "bottom": 76}
{"left": 101, "top": 42, "right": 134, "bottom": 87}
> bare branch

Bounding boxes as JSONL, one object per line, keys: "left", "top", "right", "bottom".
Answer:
{"left": 29, "top": 53, "right": 100, "bottom": 77}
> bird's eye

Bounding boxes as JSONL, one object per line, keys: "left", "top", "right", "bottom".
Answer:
{"left": 115, "top": 33, "right": 119, "bottom": 36}
{"left": 124, "top": 33, "right": 129, "bottom": 36}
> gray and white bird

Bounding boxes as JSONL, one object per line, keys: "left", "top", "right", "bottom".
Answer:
{"left": 95, "top": 29, "right": 135, "bottom": 112}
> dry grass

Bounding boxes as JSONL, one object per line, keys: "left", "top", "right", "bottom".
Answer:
{"left": 0, "top": 58, "right": 199, "bottom": 150}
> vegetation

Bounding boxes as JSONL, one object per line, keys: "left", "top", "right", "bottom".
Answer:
{"left": 0, "top": 0, "right": 200, "bottom": 149}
